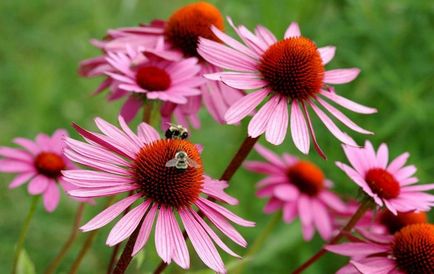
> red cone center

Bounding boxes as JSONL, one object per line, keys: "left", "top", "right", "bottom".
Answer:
{"left": 365, "top": 168, "right": 400, "bottom": 199}
{"left": 135, "top": 66, "right": 171, "bottom": 91}
{"left": 133, "top": 139, "right": 203, "bottom": 209}
{"left": 392, "top": 224, "right": 434, "bottom": 273}
{"left": 258, "top": 37, "right": 324, "bottom": 100}
{"left": 287, "top": 160, "right": 325, "bottom": 196}
{"left": 34, "top": 152, "right": 65, "bottom": 178}
{"left": 164, "top": 2, "right": 224, "bottom": 57}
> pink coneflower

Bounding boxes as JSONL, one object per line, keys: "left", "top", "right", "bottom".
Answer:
{"left": 104, "top": 46, "right": 205, "bottom": 123}
{"left": 245, "top": 145, "right": 346, "bottom": 240}
{"left": 63, "top": 117, "right": 254, "bottom": 273}
{"left": 80, "top": 2, "right": 244, "bottom": 125}
{"left": 336, "top": 141, "right": 434, "bottom": 214}
{"left": 0, "top": 130, "right": 80, "bottom": 212}
{"left": 327, "top": 223, "right": 434, "bottom": 274}
{"left": 197, "top": 19, "right": 377, "bottom": 157}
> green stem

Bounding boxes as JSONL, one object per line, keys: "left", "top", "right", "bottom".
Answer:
{"left": 12, "top": 195, "right": 40, "bottom": 274}
{"left": 291, "top": 198, "right": 373, "bottom": 274}
{"left": 44, "top": 203, "right": 86, "bottom": 274}
{"left": 233, "top": 212, "right": 282, "bottom": 274}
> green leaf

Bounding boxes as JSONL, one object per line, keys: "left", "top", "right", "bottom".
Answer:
{"left": 16, "top": 249, "right": 36, "bottom": 274}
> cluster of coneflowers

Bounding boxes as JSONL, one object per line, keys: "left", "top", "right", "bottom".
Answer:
{"left": 2, "top": 2, "right": 433, "bottom": 274}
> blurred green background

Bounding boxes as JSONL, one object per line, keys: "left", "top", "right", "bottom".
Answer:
{"left": 1, "top": 0, "right": 433, "bottom": 273}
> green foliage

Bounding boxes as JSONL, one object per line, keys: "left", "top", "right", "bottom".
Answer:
{"left": 0, "top": 0, "right": 432, "bottom": 273}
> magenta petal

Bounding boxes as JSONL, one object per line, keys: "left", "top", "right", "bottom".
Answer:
{"left": 106, "top": 201, "right": 150, "bottom": 246}
{"left": 248, "top": 96, "right": 279, "bottom": 138}
{"left": 0, "top": 159, "right": 34, "bottom": 173}
{"left": 13, "top": 137, "right": 40, "bottom": 155}
{"left": 120, "top": 96, "right": 143, "bottom": 123}
{"left": 132, "top": 204, "right": 157, "bottom": 256}
{"left": 0, "top": 147, "right": 33, "bottom": 162}
{"left": 179, "top": 209, "right": 225, "bottom": 273}
{"left": 43, "top": 182, "right": 60, "bottom": 212}
{"left": 254, "top": 144, "right": 286, "bottom": 168}
{"left": 166, "top": 209, "right": 189, "bottom": 269}
{"left": 265, "top": 97, "right": 288, "bottom": 145}
{"left": 9, "top": 172, "right": 35, "bottom": 189}
{"left": 351, "top": 258, "right": 396, "bottom": 274}
{"left": 273, "top": 185, "right": 298, "bottom": 201}
{"left": 225, "top": 89, "right": 269, "bottom": 124}
{"left": 28, "top": 175, "right": 49, "bottom": 195}
{"left": 311, "top": 200, "right": 332, "bottom": 240}
{"left": 284, "top": 22, "right": 301, "bottom": 38}
{"left": 326, "top": 242, "right": 389, "bottom": 256}
{"left": 290, "top": 100, "right": 310, "bottom": 154}
{"left": 282, "top": 202, "right": 297, "bottom": 223}
{"left": 81, "top": 194, "right": 141, "bottom": 232}
{"left": 324, "top": 68, "right": 360, "bottom": 84}
{"left": 318, "top": 46, "right": 336, "bottom": 65}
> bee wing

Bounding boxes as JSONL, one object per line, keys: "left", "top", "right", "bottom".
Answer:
{"left": 165, "top": 158, "right": 179, "bottom": 167}
{"left": 187, "top": 158, "right": 200, "bottom": 168}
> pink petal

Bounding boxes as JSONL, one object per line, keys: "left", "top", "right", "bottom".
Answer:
{"left": 28, "top": 175, "right": 50, "bottom": 195}
{"left": 95, "top": 117, "right": 140, "bottom": 153}
{"left": 137, "top": 122, "right": 160, "bottom": 144}
{"left": 209, "top": 25, "right": 258, "bottom": 59}
{"left": 255, "top": 25, "right": 277, "bottom": 46}
{"left": 196, "top": 198, "right": 255, "bottom": 227}
{"left": 155, "top": 206, "right": 173, "bottom": 264}
{"left": 326, "top": 242, "right": 389, "bottom": 256}
{"left": 225, "top": 89, "right": 269, "bottom": 124}
{"left": 69, "top": 184, "right": 137, "bottom": 198}
{"left": 320, "top": 90, "right": 377, "bottom": 114}
{"left": 264, "top": 197, "right": 283, "bottom": 213}
{"left": 324, "top": 68, "right": 360, "bottom": 84}
{"left": 207, "top": 72, "right": 266, "bottom": 90}
{"left": 284, "top": 22, "right": 301, "bottom": 38}
{"left": 311, "top": 200, "right": 332, "bottom": 240}
{"left": 318, "top": 191, "right": 347, "bottom": 212}
{"left": 273, "top": 184, "right": 298, "bottom": 202}
{"left": 0, "top": 159, "right": 34, "bottom": 173}
{"left": 0, "top": 147, "right": 33, "bottom": 162}
{"left": 198, "top": 38, "right": 257, "bottom": 72}
{"left": 13, "top": 138, "right": 40, "bottom": 155}
{"left": 81, "top": 194, "right": 141, "bottom": 231}
{"left": 244, "top": 161, "right": 282, "bottom": 175}
{"left": 132, "top": 204, "right": 157, "bottom": 256}
{"left": 43, "top": 182, "right": 60, "bottom": 212}
{"left": 318, "top": 46, "right": 336, "bottom": 65}
{"left": 290, "top": 100, "right": 310, "bottom": 154}
{"left": 310, "top": 102, "right": 357, "bottom": 146}
{"left": 376, "top": 143, "right": 389, "bottom": 169}
{"left": 106, "top": 201, "right": 150, "bottom": 246}
{"left": 301, "top": 102, "right": 326, "bottom": 159}
{"left": 316, "top": 98, "right": 373, "bottom": 134}
{"left": 387, "top": 152, "right": 410, "bottom": 174}
{"left": 351, "top": 258, "right": 396, "bottom": 274}
{"left": 120, "top": 96, "right": 143, "bottom": 123}
{"left": 179, "top": 209, "right": 225, "bottom": 273}
{"left": 254, "top": 144, "right": 286, "bottom": 168}
{"left": 9, "top": 172, "right": 35, "bottom": 189}
{"left": 190, "top": 209, "right": 240, "bottom": 258}
{"left": 248, "top": 96, "right": 279, "bottom": 138}
{"left": 265, "top": 97, "right": 289, "bottom": 145}
{"left": 166, "top": 209, "right": 189, "bottom": 269}
{"left": 282, "top": 202, "right": 298, "bottom": 223}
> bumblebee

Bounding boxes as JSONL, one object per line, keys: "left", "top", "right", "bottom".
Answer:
{"left": 165, "top": 151, "right": 200, "bottom": 170}
{"left": 165, "top": 124, "right": 189, "bottom": 140}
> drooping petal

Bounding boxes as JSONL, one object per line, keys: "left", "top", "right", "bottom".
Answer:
{"left": 265, "top": 97, "right": 289, "bottom": 145}
{"left": 248, "top": 96, "right": 279, "bottom": 138}
{"left": 132, "top": 204, "right": 157, "bottom": 256}
{"left": 290, "top": 100, "right": 310, "bottom": 154}
{"left": 43, "top": 182, "right": 60, "bottom": 212}
{"left": 225, "top": 88, "right": 269, "bottom": 124}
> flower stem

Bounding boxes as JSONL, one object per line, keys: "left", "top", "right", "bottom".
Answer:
{"left": 142, "top": 100, "right": 153, "bottom": 124}
{"left": 12, "top": 195, "right": 39, "bottom": 274}
{"left": 68, "top": 197, "right": 115, "bottom": 274}
{"left": 44, "top": 203, "right": 85, "bottom": 274}
{"left": 291, "top": 198, "right": 372, "bottom": 274}
{"left": 233, "top": 212, "right": 282, "bottom": 274}
{"left": 220, "top": 136, "right": 259, "bottom": 181}
{"left": 152, "top": 135, "right": 260, "bottom": 274}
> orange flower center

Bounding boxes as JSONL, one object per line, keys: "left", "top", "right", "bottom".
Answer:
{"left": 164, "top": 2, "right": 224, "bottom": 57}
{"left": 379, "top": 210, "right": 428, "bottom": 234}
{"left": 133, "top": 139, "right": 203, "bottom": 209}
{"left": 135, "top": 66, "right": 171, "bottom": 91}
{"left": 258, "top": 37, "right": 324, "bottom": 100}
{"left": 365, "top": 168, "right": 400, "bottom": 199}
{"left": 287, "top": 160, "right": 325, "bottom": 196}
{"left": 34, "top": 152, "right": 65, "bottom": 178}
{"left": 392, "top": 224, "right": 434, "bottom": 273}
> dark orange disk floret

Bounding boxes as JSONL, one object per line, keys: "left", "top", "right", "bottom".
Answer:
{"left": 365, "top": 168, "right": 400, "bottom": 199}
{"left": 34, "top": 152, "right": 66, "bottom": 178}
{"left": 287, "top": 160, "right": 325, "bottom": 196}
{"left": 165, "top": 2, "right": 224, "bottom": 57}
{"left": 133, "top": 139, "right": 203, "bottom": 209}
{"left": 379, "top": 210, "right": 428, "bottom": 234}
{"left": 135, "top": 66, "right": 171, "bottom": 91}
{"left": 392, "top": 223, "right": 434, "bottom": 274}
{"left": 258, "top": 37, "right": 324, "bottom": 100}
